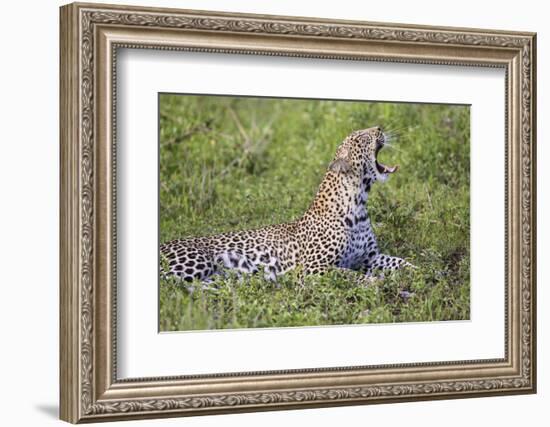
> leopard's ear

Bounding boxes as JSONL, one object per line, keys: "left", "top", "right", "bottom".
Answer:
{"left": 328, "top": 158, "right": 352, "bottom": 174}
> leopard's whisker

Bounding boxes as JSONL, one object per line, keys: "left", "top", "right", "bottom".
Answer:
{"left": 384, "top": 131, "right": 403, "bottom": 140}
{"left": 384, "top": 125, "right": 413, "bottom": 136}
{"left": 383, "top": 126, "right": 406, "bottom": 134}
{"left": 385, "top": 132, "right": 404, "bottom": 140}
{"left": 384, "top": 134, "right": 402, "bottom": 145}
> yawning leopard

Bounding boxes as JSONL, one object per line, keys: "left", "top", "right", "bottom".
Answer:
{"left": 160, "top": 126, "right": 412, "bottom": 282}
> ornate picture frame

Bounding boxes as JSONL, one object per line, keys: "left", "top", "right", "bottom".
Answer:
{"left": 60, "top": 2, "right": 536, "bottom": 423}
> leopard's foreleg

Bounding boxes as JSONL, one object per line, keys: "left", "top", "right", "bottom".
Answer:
{"left": 364, "top": 253, "right": 414, "bottom": 276}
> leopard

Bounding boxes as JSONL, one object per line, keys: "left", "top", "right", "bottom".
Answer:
{"left": 160, "top": 126, "right": 412, "bottom": 283}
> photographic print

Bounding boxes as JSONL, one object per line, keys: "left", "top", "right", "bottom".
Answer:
{"left": 159, "top": 95, "right": 470, "bottom": 331}
{"left": 60, "top": 4, "right": 536, "bottom": 421}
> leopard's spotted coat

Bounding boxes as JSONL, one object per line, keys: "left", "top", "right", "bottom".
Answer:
{"left": 160, "top": 127, "right": 411, "bottom": 282}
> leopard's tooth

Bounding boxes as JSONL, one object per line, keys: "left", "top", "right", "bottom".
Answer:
{"left": 387, "top": 165, "right": 399, "bottom": 173}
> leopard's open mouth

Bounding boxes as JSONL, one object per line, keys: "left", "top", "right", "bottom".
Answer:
{"left": 375, "top": 141, "right": 398, "bottom": 175}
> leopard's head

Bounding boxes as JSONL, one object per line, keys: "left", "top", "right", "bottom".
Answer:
{"left": 329, "top": 127, "right": 398, "bottom": 184}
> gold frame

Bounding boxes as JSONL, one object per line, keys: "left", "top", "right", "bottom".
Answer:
{"left": 60, "top": 2, "right": 537, "bottom": 423}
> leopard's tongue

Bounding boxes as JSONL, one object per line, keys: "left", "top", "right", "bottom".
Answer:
{"left": 375, "top": 145, "right": 398, "bottom": 174}
{"left": 374, "top": 144, "right": 399, "bottom": 173}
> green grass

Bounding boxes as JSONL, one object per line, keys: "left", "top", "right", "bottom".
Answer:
{"left": 159, "top": 94, "right": 470, "bottom": 331}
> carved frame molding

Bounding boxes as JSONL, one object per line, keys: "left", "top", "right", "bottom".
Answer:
{"left": 60, "top": 2, "right": 536, "bottom": 423}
